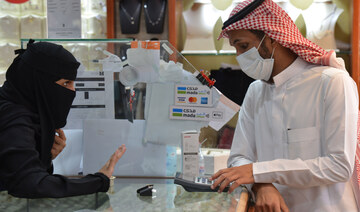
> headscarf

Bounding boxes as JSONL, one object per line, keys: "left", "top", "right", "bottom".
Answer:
{"left": 0, "top": 40, "right": 80, "bottom": 167}
{"left": 219, "top": 0, "right": 345, "bottom": 70}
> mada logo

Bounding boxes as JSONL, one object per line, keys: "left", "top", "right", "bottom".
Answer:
{"left": 5, "top": 0, "right": 29, "bottom": 3}
{"left": 177, "top": 87, "right": 186, "bottom": 94}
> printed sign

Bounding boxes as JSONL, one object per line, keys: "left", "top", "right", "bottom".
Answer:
{"left": 175, "top": 84, "right": 212, "bottom": 107}
{"left": 169, "top": 106, "right": 224, "bottom": 121}
{"left": 47, "top": 0, "right": 81, "bottom": 38}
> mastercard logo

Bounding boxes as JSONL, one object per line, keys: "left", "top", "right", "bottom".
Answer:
{"left": 188, "top": 97, "right": 197, "bottom": 103}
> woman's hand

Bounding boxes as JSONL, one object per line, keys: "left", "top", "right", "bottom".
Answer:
{"left": 51, "top": 129, "right": 66, "bottom": 160}
{"left": 252, "top": 183, "right": 289, "bottom": 212}
{"left": 99, "top": 145, "right": 127, "bottom": 178}
{"left": 210, "top": 164, "right": 254, "bottom": 193}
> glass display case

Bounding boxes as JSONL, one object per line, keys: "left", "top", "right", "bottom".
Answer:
{"left": 0, "top": 38, "right": 241, "bottom": 211}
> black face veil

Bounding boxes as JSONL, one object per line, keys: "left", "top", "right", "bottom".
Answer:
{"left": 0, "top": 40, "right": 80, "bottom": 167}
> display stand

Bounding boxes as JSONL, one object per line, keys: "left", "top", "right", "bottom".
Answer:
{"left": 144, "top": 0, "right": 167, "bottom": 34}
{"left": 119, "top": 0, "right": 142, "bottom": 34}
{"left": 111, "top": 0, "right": 172, "bottom": 45}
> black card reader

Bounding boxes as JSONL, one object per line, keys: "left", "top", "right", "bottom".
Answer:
{"left": 174, "top": 172, "right": 229, "bottom": 192}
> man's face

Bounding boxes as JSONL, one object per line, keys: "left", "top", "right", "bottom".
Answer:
{"left": 228, "top": 29, "right": 272, "bottom": 59}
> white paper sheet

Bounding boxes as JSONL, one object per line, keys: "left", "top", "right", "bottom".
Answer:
{"left": 82, "top": 119, "right": 168, "bottom": 176}
{"left": 209, "top": 88, "right": 241, "bottom": 131}
{"left": 68, "top": 70, "right": 115, "bottom": 121}
{"left": 53, "top": 129, "right": 83, "bottom": 175}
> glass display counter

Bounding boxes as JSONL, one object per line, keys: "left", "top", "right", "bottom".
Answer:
{"left": 0, "top": 39, "right": 243, "bottom": 212}
{"left": 0, "top": 178, "right": 250, "bottom": 212}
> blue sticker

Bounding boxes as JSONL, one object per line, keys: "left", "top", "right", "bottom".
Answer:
{"left": 201, "top": 97, "right": 208, "bottom": 104}
{"left": 177, "top": 87, "right": 186, "bottom": 91}
{"left": 172, "top": 108, "right": 183, "bottom": 113}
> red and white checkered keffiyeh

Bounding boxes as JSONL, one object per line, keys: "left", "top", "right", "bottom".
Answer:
{"left": 219, "top": 0, "right": 345, "bottom": 70}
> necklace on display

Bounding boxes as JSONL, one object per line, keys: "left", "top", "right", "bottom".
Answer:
{"left": 121, "top": 3, "right": 141, "bottom": 25}
{"left": 144, "top": 1, "right": 166, "bottom": 26}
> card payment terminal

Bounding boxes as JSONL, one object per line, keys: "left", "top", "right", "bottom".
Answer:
{"left": 174, "top": 172, "right": 230, "bottom": 192}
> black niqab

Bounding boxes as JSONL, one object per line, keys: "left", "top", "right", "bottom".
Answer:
{"left": 0, "top": 40, "right": 79, "bottom": 167}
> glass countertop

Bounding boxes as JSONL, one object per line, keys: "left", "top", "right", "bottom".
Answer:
{"left": 1, "top": 178, "right": 249, "bottom": 212}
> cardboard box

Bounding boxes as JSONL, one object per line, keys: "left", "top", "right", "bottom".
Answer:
{"left": 202, "top": 148, "right": 230, "bottom": 175}
{"left": 181, "top": 131, "right": 199, "bottom": 176}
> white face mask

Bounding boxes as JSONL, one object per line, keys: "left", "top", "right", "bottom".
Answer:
{"left": 236, "top": 35, "right": 275, "bottom": 81}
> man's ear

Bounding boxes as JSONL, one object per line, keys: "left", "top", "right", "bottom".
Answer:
{"left": 270, "top": 38, "right": 279, "bottom": 47}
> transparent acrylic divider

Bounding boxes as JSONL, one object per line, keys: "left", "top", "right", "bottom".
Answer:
{"left": 20, "top": 39, "right": 203, "bottom": 178}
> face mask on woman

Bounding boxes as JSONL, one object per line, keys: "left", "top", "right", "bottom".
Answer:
{"left": 236, "top": 34, "right": 275, "bottom": 81}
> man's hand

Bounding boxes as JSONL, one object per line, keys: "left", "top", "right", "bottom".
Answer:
{"left": 252, "top": 183, "right": 289, "bottom": 212}
{"left": 51, "top": 129, "right": 66, "bottom": 160}
{"left": 99, "top": 145, "right": 127, "bottom": 178}
{"left": 209, "top": 164, "right": 254, "bottom": 193}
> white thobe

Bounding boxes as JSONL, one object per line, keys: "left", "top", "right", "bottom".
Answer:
{"left": 228, "top": 57, "right": 359, "bottom": 211}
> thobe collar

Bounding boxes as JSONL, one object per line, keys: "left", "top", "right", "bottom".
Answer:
{"left": 273, "top": 57, "right": 309, "bottom": 87}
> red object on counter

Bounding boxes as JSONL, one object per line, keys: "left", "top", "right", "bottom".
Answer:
{"left": 5, "top": 0, "right": 29, "bottom": 3}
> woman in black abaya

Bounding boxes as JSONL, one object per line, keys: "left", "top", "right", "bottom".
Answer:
{"left": 0, "top": 40, "right": 126, "bottom": 198}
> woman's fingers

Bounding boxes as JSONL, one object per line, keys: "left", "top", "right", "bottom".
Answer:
{"left": 99, "top": 145, "right": 127, "bottom": 178}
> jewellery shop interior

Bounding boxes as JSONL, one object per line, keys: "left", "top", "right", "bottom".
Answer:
{"left": 0, "top": 0, "right": 359, "bottom": 211}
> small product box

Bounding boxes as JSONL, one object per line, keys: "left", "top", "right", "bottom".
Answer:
{"left": 203, "top": 149, "right": 230, "bottom": 175}
{"left": 181, "top": 130, "right": 200, "bottom": 177}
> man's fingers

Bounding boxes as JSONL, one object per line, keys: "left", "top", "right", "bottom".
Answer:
{"left": 211, "top": 173, "right": 225, "bottom": 189}
{"left": 210, "top": 169, "right": 223, "bottom": 181}
{"left": 274, "top": 205, "right": 282, "bottom": 212}
{"left": 217, "top": 177, "right": 232, "bottom": 193}
{"left": 227, "top": 181, "right": 240, "bottom": 193}
{"left": 255, "top": 205, "right": 264, "bottom": 212}
{"left": 280, "top": 198, "right": 289, "bottom": 212}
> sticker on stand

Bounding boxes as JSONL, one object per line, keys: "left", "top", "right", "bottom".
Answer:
{"left": 169, "top": 106, "right": 224, "bottom": 121}
{"left": 162, "top": 43, "right": 174, "bottom": 55}
{"left": 175, "top": 85, "right": 212, "bottom": 107}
